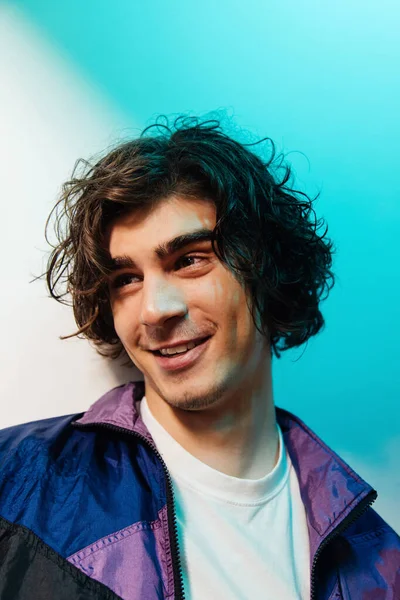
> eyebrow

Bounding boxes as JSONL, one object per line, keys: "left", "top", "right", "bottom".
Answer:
{"left": 108, "top": 227, "right": 215, "bottom": 273}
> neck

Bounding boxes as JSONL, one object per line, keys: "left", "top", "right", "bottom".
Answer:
{"left": 144, "top": 357, "right": 278, "bottom": 480}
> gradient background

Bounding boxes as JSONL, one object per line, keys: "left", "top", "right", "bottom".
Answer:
{"left": 0, "top": 1, "right": 398, "bottom": 532}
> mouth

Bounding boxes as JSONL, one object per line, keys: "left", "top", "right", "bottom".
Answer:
{"left": 151, "top": 336, "right": 212, "bottom": 372}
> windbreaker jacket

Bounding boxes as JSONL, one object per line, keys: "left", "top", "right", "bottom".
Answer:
{"left": 0, "top": 380, "right": 399, "bottom": 600}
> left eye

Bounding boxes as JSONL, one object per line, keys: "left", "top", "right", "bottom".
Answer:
{"left": 176, "top": 255, "right": 204, "bottom": 269}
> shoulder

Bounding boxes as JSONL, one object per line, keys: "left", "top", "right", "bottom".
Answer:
{"left": 0, "top": 413, "right": 85, "bottom": 485}
{"left": 0, "top": 413, "right": 96, "bottom": 522}
{"left": 0, "top": 413, "right": 80, "bottom": 455}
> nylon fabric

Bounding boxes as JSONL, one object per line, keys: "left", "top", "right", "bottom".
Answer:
{"left": 0, "top": 516, "right": 122, "bottom": 599}
{"left": 0, "top": 381, "right": 398, "bottom": 599}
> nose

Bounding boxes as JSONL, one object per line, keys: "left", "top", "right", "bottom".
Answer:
{"left": 139, "top": 278, "right": 188, "bottom": 327}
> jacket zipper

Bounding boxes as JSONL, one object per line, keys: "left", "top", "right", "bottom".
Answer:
{"left": 309, "top": 488, "right": 377, "bottom": 600}
{"left": 73, "top": 421, "right": 185, "bottom": 600}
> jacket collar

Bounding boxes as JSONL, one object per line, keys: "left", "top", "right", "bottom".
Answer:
{"left": 74, "top": 380, "right": 376, "bottom": 561}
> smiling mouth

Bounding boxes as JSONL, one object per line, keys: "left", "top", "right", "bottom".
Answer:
{"left": 152, "top": 336, "right": 211, "bottom": 357}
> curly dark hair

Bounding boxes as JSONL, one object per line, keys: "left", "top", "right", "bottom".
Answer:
{"left": 33, "top": 115, "right": 336, "bottom": 368}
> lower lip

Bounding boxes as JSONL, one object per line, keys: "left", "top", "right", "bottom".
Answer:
{"left": 152, "top": 337, "right": 211, "bottom": 372}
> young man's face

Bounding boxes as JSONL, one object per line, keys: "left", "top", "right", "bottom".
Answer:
{"left": 106, "top": 194, "right": 270, "bottom": 413}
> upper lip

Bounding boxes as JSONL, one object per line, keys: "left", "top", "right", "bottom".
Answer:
{"left": 149, "top": 336, "right": 210, "bottom": 352}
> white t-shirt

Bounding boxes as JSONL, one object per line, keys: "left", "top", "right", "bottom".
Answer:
{"left": 138, "top": 396, "right": 310, "bottom": 600}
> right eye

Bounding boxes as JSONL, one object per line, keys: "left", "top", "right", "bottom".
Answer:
{"left": 112, "top": 274, "right": 139, "bottom": 289}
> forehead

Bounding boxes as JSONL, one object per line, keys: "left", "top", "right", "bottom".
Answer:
{"left": 106, "top": 195, "right": 216, "bottom": 253}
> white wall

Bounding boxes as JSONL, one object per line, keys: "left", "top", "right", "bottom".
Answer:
{"left": 0, "top": 5, "right": 142, "bottom": 428}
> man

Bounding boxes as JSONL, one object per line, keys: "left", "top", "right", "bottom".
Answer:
{"left": 0, "top": 116, "right": 398, "bottom": 599}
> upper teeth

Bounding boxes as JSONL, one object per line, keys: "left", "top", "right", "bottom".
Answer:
{"left": 160, "top": 340, "right": 198, "bottom": 355}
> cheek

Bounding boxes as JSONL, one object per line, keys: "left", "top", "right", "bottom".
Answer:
{"left": 222, "top": 295, "right": 255, "bottom": 344}
{"left": 112, "top": 311, "right": 135, "bottom": 344}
